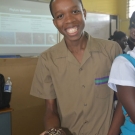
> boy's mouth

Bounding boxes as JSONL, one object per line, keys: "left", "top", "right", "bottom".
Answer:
{"left": 66, "top": 27, "right": 77, "bottom": 34}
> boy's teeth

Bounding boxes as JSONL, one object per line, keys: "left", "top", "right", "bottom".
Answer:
{"left": 67, "top": 27, "right": 77, "bottom": 34}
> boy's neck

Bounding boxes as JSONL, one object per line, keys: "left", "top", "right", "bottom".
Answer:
{"left": 65, "top": 33, "right": 88, "bottom": 53}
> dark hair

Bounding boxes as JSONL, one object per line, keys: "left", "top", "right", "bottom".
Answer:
{"left": 108, "top": 31, "right": 126, "bottom": 41}
{"left": 49, "top": 0, "right": 84, "bottom": 18}
{"left": 129, "top": 11, "right": 135, "bottom": 29}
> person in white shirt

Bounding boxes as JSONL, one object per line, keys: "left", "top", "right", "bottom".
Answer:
{"left": 107, "top": 11, "right": 135, "bottom": 135}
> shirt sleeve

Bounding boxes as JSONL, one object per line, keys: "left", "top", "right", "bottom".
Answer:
{"left": 108, "top": 56, "right": 135, "bottom": 92}
{"left": 110, "top": 41, "right": 123, "bottom": 62}
{"left": 30, "top": 54, "right": 56, "bottom": 99}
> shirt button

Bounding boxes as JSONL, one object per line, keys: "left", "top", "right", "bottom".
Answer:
{"left": 79, "top": 68, "right": 83, "bottom": 71}
{"left": 82, "top": 85, "right": 85, "bottom": 88}
{"left": 84, "top": 103, "right": 87, "bottom": 106}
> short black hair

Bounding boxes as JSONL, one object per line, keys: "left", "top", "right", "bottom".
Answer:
{"left": 108, "top": 31, "right": 126, "bottom": 41}
{"left": 49, "top": 0, "right": 84, "bottom": 18}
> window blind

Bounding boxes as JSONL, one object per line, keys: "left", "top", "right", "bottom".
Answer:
{"left": 127, "top": 0, "right": 135, "bottom": 18}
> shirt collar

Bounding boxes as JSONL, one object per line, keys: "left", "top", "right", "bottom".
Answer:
{"left": 55, "top": 32, "right": 102, "bottom": 59}
{"left": 86, "top": 33, "right": 102, "bottom": 53}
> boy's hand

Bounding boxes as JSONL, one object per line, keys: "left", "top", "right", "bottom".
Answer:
{"left": 40, "top": 128, "right": 66, "bottom": 135}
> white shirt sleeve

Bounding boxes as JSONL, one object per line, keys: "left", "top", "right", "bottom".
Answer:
{"left": 108, "top": 56, "right": 135, "bottom": 92}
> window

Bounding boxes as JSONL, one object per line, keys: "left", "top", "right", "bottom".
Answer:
{"left": 127, "top": 0, "right": 135, "bottom": 18}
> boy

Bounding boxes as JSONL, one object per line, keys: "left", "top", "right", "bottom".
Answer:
{"left": 30, "top": 0, "right": 122, "bottom": 135}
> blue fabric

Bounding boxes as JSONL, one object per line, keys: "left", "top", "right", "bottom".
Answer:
{"left": 120, "top": 107, "right": 135, "bottom": 135}
{"left": 119, "top": 54, "right": 135, "bottom": 67}
{"left": 118, "top": 54, "right": 135, "bottom": 135}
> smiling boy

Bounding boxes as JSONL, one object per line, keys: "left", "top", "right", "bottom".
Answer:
{"left": 30, "top": 0, "right": 122, "bottom": 135}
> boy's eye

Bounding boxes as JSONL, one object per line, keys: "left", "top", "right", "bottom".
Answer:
{"left": 57, "top": 14, "right": 63, "bottom": 19}
{"left": 73, "top": 10, "right": 80, "bottom": 14}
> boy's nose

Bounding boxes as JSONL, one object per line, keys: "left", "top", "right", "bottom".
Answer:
{"left": 65, "top": 14, "right": 76, "bottom": 23}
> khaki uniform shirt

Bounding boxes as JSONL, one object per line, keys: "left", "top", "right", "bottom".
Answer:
{"left": 30, "top": 32, "right": 122, "bottom": 135}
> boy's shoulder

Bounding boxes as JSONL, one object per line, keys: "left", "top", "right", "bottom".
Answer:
{"left": 40, "top": 39, "right": 67, "bottom": 59}
{"left": 90, "top": 36, "right": 122, "bottom": 60}
{"left": 91, "top": 36, "right": 121, "bottom": 52}
{"left": 91, "top": 36, "right": 119, "bottom": 48}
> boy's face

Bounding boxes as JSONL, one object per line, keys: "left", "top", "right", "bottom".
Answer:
{"left": 130, "top": 28, "right": 135, "bottom": 39}
{"left": 118, "top": 37, "right": 127, "bottom": 50}
{"left": 52, "top": 0, "right": 86, "bottom": 41}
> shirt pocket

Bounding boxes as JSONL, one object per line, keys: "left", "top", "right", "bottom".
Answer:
{"left": 95, "top": 72, "right": 111, "bottom": 98}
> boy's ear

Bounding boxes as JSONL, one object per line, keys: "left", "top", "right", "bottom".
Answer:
{"left": 83, "top": 9, "right": 86, "bottom": 20}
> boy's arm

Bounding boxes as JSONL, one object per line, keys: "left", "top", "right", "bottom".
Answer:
{"left": 42, "top": 99, "right": 66, "bottom": 135}
{"left": 44, "top": 99, "right": 60, "bottom": 129}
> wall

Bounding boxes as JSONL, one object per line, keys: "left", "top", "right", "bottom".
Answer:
{"left": 117, "top": 0, "right": 130, "bottom": 35}
{"left": 0, "top": 58, "right": 45, "bottom": 135}
{"left": 83, "top": 0, "right": 118, "bottom": 15}
{"left": 83, "top": 0, "right": 131, "bottom": 36}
